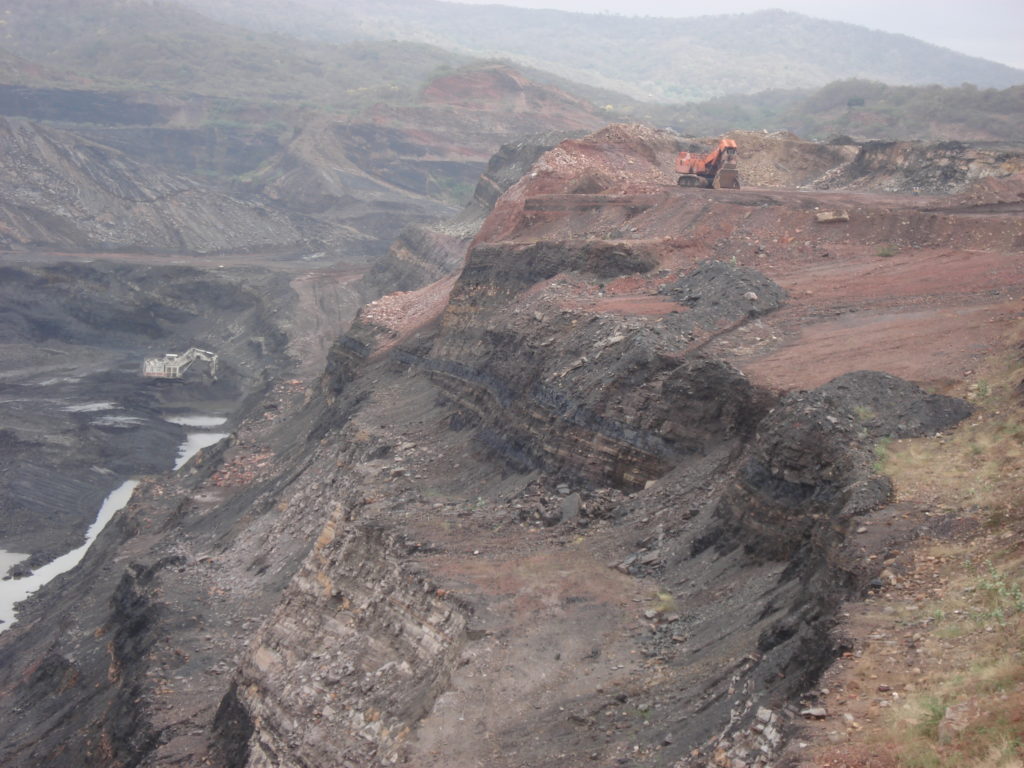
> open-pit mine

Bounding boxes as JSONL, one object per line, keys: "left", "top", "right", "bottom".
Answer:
{"left": 1, "top": 124, "right": 1023, "bottom": 768}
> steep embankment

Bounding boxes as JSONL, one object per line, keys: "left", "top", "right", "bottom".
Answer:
{"left": 246, "top": 64, "right": 605, "bottom": 263}
{"left": 0, "top": 125, "right": 1021, "bottom": 767}
{"left": 357, "top": 132, "right": 573, "bottom": 299}
{"left": 0, "top": 117, "right": 322, "bottom": 254}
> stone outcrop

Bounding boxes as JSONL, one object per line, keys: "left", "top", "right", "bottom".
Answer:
{"left": 234, "top": 522, "right": 467, "bottom": 767}
{"left": 812, "top": 139, "right": 1024, "bottom": 193}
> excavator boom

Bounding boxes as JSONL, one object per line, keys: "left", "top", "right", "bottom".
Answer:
{"left": 143, "top": 347, "right": 219, "bottom": 380}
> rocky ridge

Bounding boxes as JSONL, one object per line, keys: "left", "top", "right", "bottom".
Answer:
{"left": 0, "top": 117, "right": 320, "bottom": 254}
{"left": 1, "top": 124, "right": 1022, "bottom": 767}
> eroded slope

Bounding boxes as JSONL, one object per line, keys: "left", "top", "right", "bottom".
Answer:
{"left": 0, "top": 125, "right": 1020, "bottom": 768}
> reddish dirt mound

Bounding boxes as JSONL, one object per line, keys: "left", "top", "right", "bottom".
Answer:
{"left": 469, "top": 125, "right": 1024, "bottom": 393}
{"left": 359, "top": 273, "right": 458, "bottom": 351}
{"left": 421, "top": 64, "right": 599, "bottom": 128}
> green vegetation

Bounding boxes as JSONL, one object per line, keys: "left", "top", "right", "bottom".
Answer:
{"left": 976, "top": 561, "right": 1024, "bottom": 625}
{"left": 872, "top": 437, "right": 891, "bottom": 473}
{"left": 645, "top": 80, "right": 1024, "bottom": 142}
{"left": 854, "top": 404, "right": 878, "bottom": 422}
{"left": 783, "top": 80, "right": 1024, "bottom": 142}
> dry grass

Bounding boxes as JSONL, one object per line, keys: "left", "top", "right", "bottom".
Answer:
{"left": 885, "top": 325, "right": 1024, "bottom": 520}
{"left": 809, "top": 324, "right": 1024, "bottom": 768}
{"left": 650, "top": 589, "right": 678, "bottom": 615}
{"left": 877, "top": 326, "right": 1024, "bottom": 768}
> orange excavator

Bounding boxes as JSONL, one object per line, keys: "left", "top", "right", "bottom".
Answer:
{"left": 675, "top": 137, "right": 740, "bottom": 189}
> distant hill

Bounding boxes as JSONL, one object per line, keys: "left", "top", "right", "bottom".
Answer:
{"left": 171, "top": 0, "right": 1024, "bottom": 102}
{"left": 0, "top": 0, "right": 469, "bottom": 112}
{"left": 779, "top": 80, "right": 1024, "bottom": 143}
{"left": 632, "top": 81, "right": 1024, "bottom": 143}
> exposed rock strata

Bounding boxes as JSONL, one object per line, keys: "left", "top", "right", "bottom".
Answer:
{"left": 0, "top": 125, "right": 998, "bottom": 768}
{"left": 813, "top": 139, "right": 1024, "bottom": 193}
{"left": 0, "top": 118, "right": 318, "bottom": 254}
{"left": 236, "top": 523, "right": 467, "bottom": 767}
{"left": 358, "top": 134, "right": 572, "bottom": 300}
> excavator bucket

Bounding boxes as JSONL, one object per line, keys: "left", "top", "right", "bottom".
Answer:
{"left": 712, "top": 165, "right": 740, "bottom": 189}
{"left": 712, "top": 144, "right": 740, "bottom": 188}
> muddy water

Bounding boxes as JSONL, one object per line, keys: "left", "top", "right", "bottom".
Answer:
{"left": 0, "top": 414, "right": 229, "bottom": 631}
{"left": 0, "top": 480, "right": 139, "bottom": 630}
{"left": 166, "top": 415, "right": 228, "bottom": 428}
{"left": 171, "top": 415, "right": 229, "bottom": 470}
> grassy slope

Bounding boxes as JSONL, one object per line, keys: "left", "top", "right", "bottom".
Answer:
{"left": 810, "top": 325, "right": 1024, "bottom": 768}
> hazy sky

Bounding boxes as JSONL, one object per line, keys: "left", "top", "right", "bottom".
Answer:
{"left": 449, "top": 0, "right": 1024, "bottom": 69}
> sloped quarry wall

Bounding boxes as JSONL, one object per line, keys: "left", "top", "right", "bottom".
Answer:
{"left": 232, "top": 521, "right": 467, "bottom": 767}
{"left": 824, "top": 139, "right": 1024, "bottom": 193}
{"left": 291, "top": 263, "right": 974, "bottom": 767}
{"left": 689, "top": 373, "right": 972, "bottom": 714}
{"left": 421, "top": 250, "right": 783, "bottom": 488}
{"left": 302, "top": 240, "right": 977, "bottom": 764}
{"left": 356, "top": 135, "right": 572, "bottom": 302}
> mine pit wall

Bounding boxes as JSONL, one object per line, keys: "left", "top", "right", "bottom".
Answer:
{"left": 424, "top": 239, "right": 670, "bottom": 489}
{"left": 233, "top": 519, "right": 467, "bottom": 768}
{"left": 356, "top": 135, "right": 571, "bottom": 302}
{"left": 304, "top": 233, "right": 979, "bottom": 762}
{"left": 838, "top": 140, "right": 1024, "bottom": 192}
{"left": 692, "top": 374, "right": 973, "bottom": 717}
{"left": 357, "top": 224, "right": 469, "bottom": 301}
{"left": 417, "top": 243, "right": 780, "bottom": 489}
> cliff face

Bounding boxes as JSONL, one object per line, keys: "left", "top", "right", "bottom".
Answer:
{"left": 4, "top": 124, "right": 1023, "bottom": 768}
{"left": 0, "top": 118, "right": 318, "bottom": 254}
{"left": 816, "top": 139, "right": 1024, "bottom": 193}
{"left": 357, "top": 134, "right": 570, "bottom": 300}
{"left": 240, "top": 64, "right": 604, "bottom": 263}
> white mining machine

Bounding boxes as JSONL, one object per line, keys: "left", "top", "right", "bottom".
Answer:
{"left": 142, "top": 347, "right": 218, "bottom": 380}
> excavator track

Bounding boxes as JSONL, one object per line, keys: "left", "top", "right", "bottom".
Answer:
{"left": 676, "top": 174, "right": 704, "bottom": 188}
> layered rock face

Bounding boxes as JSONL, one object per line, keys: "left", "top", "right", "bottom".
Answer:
{"left": 357, "top": 134, "right": 570, "bottom": 300}
{"left": 425, "top": 249, "right": 783, "bottom": 487}
{"left": 5, "top": 124, "right": 1017, "bottom": 768}
{"left": 234, "top": 522, "right": 467, "bottom": 767}
{"left": 0, "top": 117, "right": 317, "bottom": 253}
{"left": 240, "top": 64, "right": 605, "bottom": 264}
{"left": 813, "top": 138, "right": 1024, "bottom": 193}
